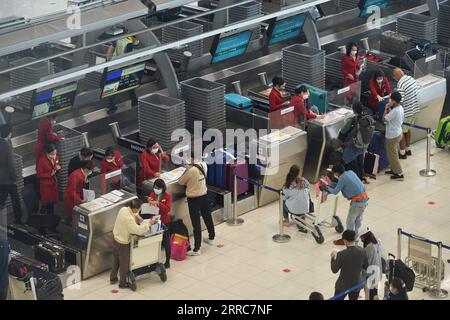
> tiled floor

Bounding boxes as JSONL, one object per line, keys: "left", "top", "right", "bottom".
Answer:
{"left": 64, "top": 140, "right": 450, "bottom": 300}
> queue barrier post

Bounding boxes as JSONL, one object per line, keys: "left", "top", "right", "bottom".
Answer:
{"left": 227, "top": 175, "right": 244, "bottom": 226}
{"left": 419, "top": 128, "right": 436, "bottom": 177}
{"left": 272, "top": 190, "right": 291, "bottom": 243}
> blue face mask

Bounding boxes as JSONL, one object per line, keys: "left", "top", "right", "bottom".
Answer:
{"left": 154, "top": 188, "right": 162, "bottom": 195}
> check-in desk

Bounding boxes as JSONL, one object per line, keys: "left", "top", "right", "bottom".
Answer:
{"left": 303, "top": 107, "right": 354, "bottom": 183}
{"left": 73, "top": 190, "right": 136, "bottom": 279}
{"left": 412, "top": 74, "right": 447, "bottom": 143}
{"left": 253, "top": 126, "right": 308, "bottom": 207}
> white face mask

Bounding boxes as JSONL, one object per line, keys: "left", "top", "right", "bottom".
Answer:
{"left": 151, "top": 148, "right": 159, "bottom": 154}
{"left": 351, "top": 50, "right": 357, "bottom": 56}
{"left": 334, "top": 174, "right": 339, "bottom": 180}
{"left": 154, "top": 188, "right": 162, "bottom": 195}
{"left": 49, "top": 153, "right": 57, "bottom": 160}
{"left": 377, "top": 78, "right": 383, "bottom": 84}
{"left": 106, "top": 158, "right": 114, "bottom": 163}
{"left": 303, "top": 94, "right": 309, "bottom": 100}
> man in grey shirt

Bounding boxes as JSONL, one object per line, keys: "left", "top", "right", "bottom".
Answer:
{"left": 331, "top": 230, "right": 368, "bottom": 300}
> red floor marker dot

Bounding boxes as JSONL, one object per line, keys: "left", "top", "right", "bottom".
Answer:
{"left": 217, "top": 244, "right": 224, "bottom": 248}
{"left": 428, "top": 201, "right": 436, "bottom": 205}
{"left": 282, "top": 268, "right": 291, "bottom": 273}
{"left": 111, "top": 289, "right": 119, "bottom": 294}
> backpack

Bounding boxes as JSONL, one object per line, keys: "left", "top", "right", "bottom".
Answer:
{"left": 354, "top": 115, "right": 375, "bottom": 148}
{"left": 388, "top": 259, "right": 416, "bottom": 292}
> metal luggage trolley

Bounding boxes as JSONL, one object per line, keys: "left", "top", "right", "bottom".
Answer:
{"left": 290, "top": 191, "right": 344, "bottom": 244}
{"left": 127, "top": 225, "right": 168, "bottom": 291}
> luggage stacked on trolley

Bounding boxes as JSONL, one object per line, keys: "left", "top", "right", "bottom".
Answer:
{"left": 127, "top": 224, "right": 168, "bottom": 291}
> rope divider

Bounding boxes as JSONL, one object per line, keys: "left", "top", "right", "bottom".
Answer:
{"left": 400, "top": 230, "right": 450, "bottom": 250}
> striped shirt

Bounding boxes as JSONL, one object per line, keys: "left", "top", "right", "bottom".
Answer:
{"left": 396, "top": 75, "right": 419, "bottom": 118}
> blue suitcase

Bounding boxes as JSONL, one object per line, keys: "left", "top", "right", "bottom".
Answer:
{"left": 225, "top": 93, "right": 253, "bottom": 110}
{"left": 367, "top": 131, "right": 389, "bottom": 170}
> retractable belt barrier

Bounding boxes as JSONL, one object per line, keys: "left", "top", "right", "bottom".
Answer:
{"left": 329, "top": 281, "right": 366, "bottom": 300}
{"left": 231, "top": 175, "right": 290, "bottom": 243}
{"left": 402, "top": 122, "right": 436, "bottom": 177}
{"left": 397, "top": 228, "right": 449, "bottom": 299}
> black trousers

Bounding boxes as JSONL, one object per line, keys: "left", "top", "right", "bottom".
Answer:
{"left": 369, "top": 288, "right": 378, "bottom": 300}
{"left": 0, "top": 184, "right": 22, "bottom": 222}
{"left": 39, "top": 203, "right": 54, "bottom": 215}
{"left": 187, "top": 195, "right": 215, "bottom": 251}
{"left": 108, "top": 90, "right": 138, "bottom": 109}
{"left": 334, "top": 289, "right": 361, "bottom": 300}
{"left": 345, "top": 153, "right": 365, "bottom": 181}
{"left": 162, "top": 224, "right": 171, "bottom": 264}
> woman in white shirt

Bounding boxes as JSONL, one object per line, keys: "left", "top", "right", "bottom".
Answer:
{"left": 282, "top": 165, "right": 311, "bottom": 232}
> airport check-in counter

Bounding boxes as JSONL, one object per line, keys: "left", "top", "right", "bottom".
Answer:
{"left": 73, "top": 190, "right": 137, "bottom": 279}
{"left": 303, "top": 107, "right": 354, "bottom": 183}
{"left": 253, "top": 126, "right": 308, "bottom": 207}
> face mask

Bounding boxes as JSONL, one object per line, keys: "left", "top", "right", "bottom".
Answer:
{"left": 377, "top": 78, "right": 383, "bottom": 84}
{"left": 49, "top": 153, "right": 57, "bottom": 160}
{"left": 152, "top": 148, "right": 159, "bottom": 154}
{"left": 334, "top": 174, "right": 339, "bottom": 180}
{"left": 88, "top": 171, "right": 93, "bottom": 176}
{"left": 106, "top": 158, "right": 114, "bottom": 163}
{"left": 303, "top": 94, "right": 309, "bottom": 100}
{"left": 154, "top": 188, "right": 162, "bottom": 195}
{"left": 51, "top": 120, "right": 56, "bottom": 125}
{"left": 351, "top": 50, "right": 357, "bottom": 56}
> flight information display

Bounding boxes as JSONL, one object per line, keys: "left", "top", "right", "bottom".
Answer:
{"left": 31, "top": 82, "right": 78, "bottom": 120}
{"left": 359, "top": 0, "right": 389, "bottom": 17}
{"left": 101, "top": 62, "right": 146, "bottom": 98}
{"left": 211, "top": 30, "right": 253, "bottom": 64}
{"left": 267, "top": 14, "right": 306, "bottom": 45}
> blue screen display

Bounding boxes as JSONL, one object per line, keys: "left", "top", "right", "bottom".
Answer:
{"left": 268, "top": 14, "right": 306, "bottom": 45}
{"left": 106, "top": 69, "right": 123, "bottom": 82}
{"left": 359, "top": 0, "right": 389, "bottom": 17}
{"left": 35, "top": 90, "right": 53, "bottom": 104}
{"left": 211, "top": 30, "right": 253, "bottom": 64}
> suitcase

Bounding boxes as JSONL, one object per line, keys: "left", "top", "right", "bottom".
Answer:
{"left": 224, "top": 158, "right": 249, "bottom": 196}
{"left": 367, "top": 131, "right": 389, "bottom": 170}
{"left": 34, "top": 241, "right": 66, "bottom": 273}
{"left": 435, "top": 116, "right": 450, "bottom": 148}
{"left": 225, "top": 93, "right": 253, "bottom": 110}
{"left": 364, "top": 152, "right": 380, "bottom": 175}
{"left": 206, "top": 149, "right": 235, "bottom": 189}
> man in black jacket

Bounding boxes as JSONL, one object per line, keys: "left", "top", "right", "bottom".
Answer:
{"left": 68, "top": 147, "right": 94, "bottom": 177}
{"left": 331, "top": 230, "right": 368, "bottom": 300}
{"left": 0, "top": 124, "right": 22, "bottom": 224}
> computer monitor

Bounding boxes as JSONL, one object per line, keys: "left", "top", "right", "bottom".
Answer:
{"left": 266, "top": 14, "right": 306, "bottom": 46}
{"left": 100, "top": 62, "right": 146, "bottom": 99}
{"left": 31, "top": 82, "right": 78, "bottom": 120}
{"left": 210, "top": 30, "right": 253, "bottom": 64}
{"left": 358, "top": 0, "right": 389, "bottom": 17}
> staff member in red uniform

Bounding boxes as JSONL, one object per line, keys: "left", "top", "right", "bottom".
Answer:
{"left": 64, "top": 160, "right": 95, "bottom": 225}
{"left": 290, "top": 85, "right": 325, "bottom": 125}
{"left": 368, "top": 70, "right": 392, "bottom": 113}
{"left": 138, "top": 138, "right": 170, "bottom": 186}
{"left": 35, "top": 115, "right": 64, "bottom": 160}
{"left": 341, "top": 42, "right": 362, "bottom": 87}
{"left": 101, "top": 147, "right": 124, "bottom": 173}
{"left": 148, "top": 179, "right": 172, "bottom": 268}
{"left": 36, "top": 143, "right": 61, "bottom": 215}
{"left": 268, "top": 76, "right": 289, "bottom": 113}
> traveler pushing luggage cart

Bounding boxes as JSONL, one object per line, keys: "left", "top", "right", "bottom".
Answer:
{"left": 127, "top": 225, "right": 168, "bottom": 291}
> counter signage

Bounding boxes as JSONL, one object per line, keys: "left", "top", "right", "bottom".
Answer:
{"left": 337, "top": 86, "right": 351, "bottom": 95}
{"left": 267, "top": 14, "right": 306, "bottom": 45}
{"left": 31, "top": 82, "right": 78, "bottom": 120}
{"left": 425, "top": 55, "right": 437, "bottom": 63}
{"left": 280, "top": 106, "right": 294, "bottom": 115}
{"left": 100, "top": 62, "right": 146, "bottom": 98}
{"left": 211, "top": 30, "right": 253, "bottom": 64}
{"left": 105, "top": 169, "right": 122, "bottom": 180}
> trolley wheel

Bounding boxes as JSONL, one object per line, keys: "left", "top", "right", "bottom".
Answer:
{"left": 127, "top": 271, "right": 137, "bottom": 291}
{"left": 157, "top": 263, "right": 167, "bottom": 282}
{"left": 312, "top": 226, "right": 324, "bottom": 244}
{"left": 130, "top": 280, "right": 137, "bottom": 292}
{"left": 333, "top": 216, "right": 344, "bottom": 233}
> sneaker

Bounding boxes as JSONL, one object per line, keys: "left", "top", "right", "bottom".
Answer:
{"left": 385, "top": 170, "right": 395, "bottom": 175}
{"left": 187, "top": 249, "right": 201, "bottom": 256}
{"left": 164, "top": 261, "right": 170, "bottom": 269}
{"left": 118, "top": 283, "right": 129, "bottom": 289}
{"left": 406, "top": 150, "right": 412, "bottom": 156}
{"left": 203, "top": 238, "right": 215, "bottom": 246}
{"left": 110, "top": 278, "right": 118, "bottom": 285}
{"left": 333, "top": 239, "right": 345, "bottom": 246}
{"left": 391, "top": 174, "right": 404, "bottom": 181}
{"left": 399, "top": 153, "right": 407, "bottom": 160}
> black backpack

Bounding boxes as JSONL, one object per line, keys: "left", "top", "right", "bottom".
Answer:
{"left": 354, "top": 115, "right": 376, "bottom": 148}
{"left": 388, "top": 258, "right": 416, "bottom": 292}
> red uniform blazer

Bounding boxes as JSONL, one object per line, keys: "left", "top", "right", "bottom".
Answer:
{"left": 101, "top": 150, "right": 124, "bottom": 173}
{"left": 290, "top": 96, "right": 318, "bottom": 122}
{"left": 268, "top": 88, "right": 285, "bottom": 113}
{"left": 64, "top": 168, "right": 86, "bottom": 218}
{"left": 368, "top": 77, "right": 392, "bottom": 111}
{"left": 36, "top": 155, "right": 60, "bottom": 205}
{"left": 138, "top": 151, "right": 170, "bottom": 186}
{"left": 35, "top": 118, "right": 63, "bottom": 159}
{"left": 341, "top": 54, "right": 361, "bottom": 87}
{"left": 148, "top": 192, "right": 172, "bottom": 225}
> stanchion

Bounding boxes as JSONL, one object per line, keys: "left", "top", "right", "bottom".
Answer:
{"left": 397, "top": 228, "right": 402, "bottom": 259}
{"left": 428, "top": 242, "right": 448, "bottom": 299}
{"left": 419, "top": 128, "right": 437, "bottom": 177}
{"left": 227, "top": 175, "right": 244, "bottom": 226}
{"left": 272, "top": 191, "right": 291, "bottom": 243}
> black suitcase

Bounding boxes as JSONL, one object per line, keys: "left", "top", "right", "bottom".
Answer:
{"left": 34, "top": 242, "right": 66, "bottom": 273}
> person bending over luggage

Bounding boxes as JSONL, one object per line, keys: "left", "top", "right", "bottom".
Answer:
{"left": 101, "top": 147, "right": 124, "bottom": 173}
{"left": 282, "top": 165, "right": 310, "bottom": 232}
{"left": 386, "top": 277, "right": 408, "bottom": 300}
{"left": 138, "top": 138, "right": 170, "bottom": 186}
{"left": 290, "top": 86, "right": 324, "bottom": 126}
{"left": 360, "top": 230, "right": 383, "bottom": 300}
{"left": 368, "top": 70, "right": 391, "bottom": 114}
{"left": 64, "top": 160, "right": 95, "bottom": 225}
{"left": 320, "top": 164, "right": 368, "bottom": 245}
{"left": 178, "top": 150, "right": 215, "bottom": 256}
{"left": 330, "top": 230, "right": 368, "bottom": 300}
{"left": 110, "top": 199, "right": 155, "bottom": 289}
{"left": 36, "top": 143, "right": 61, "bottom": 216}
{"left": 148, "top": 179, "right": 172, "bottom": 268}
{"left": 68, "top": 147, "right": 93, "bottom": 177}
